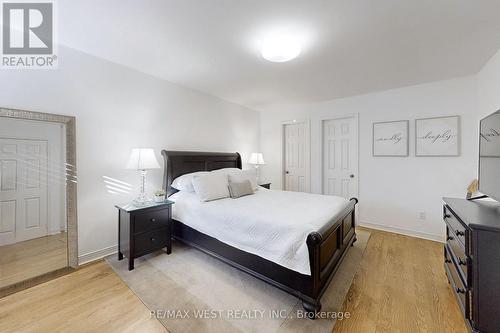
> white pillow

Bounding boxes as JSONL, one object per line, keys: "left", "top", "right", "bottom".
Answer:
{"left": 212, "top": 168, "right": 242, "bottom": 176}
{"left": 228, "top": 169, "right": 258, "bottom": 190}
{"left": 171, "top": 171, "right": 209, "bottom": 192}
{"left": 192, "top": 172, "right": 230, "bottom": 202}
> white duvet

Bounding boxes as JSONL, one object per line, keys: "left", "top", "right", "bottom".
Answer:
{"left": 170, "top": 188, "right": 350, "bottom": 275}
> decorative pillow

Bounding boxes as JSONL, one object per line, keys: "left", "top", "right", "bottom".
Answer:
{"left": 228, "top": 169, "right": 258, "bottom": 190}
{"left": 171, "top": 171, "right": 209, "bottom": 192}
{"left": 192, "top": 172, "right": 230, "bottom": 202}
{"left": 228, "top": 180, "right": 254, "bottom": 198}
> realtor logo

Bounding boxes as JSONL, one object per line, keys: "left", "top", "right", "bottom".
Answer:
{"left": 1, "top": 1, "right": 57, "bottom": 68}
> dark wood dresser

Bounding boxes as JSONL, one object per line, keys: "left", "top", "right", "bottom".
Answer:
{"left": 116, "top": 200, "right": 174, "bottom": 270}
{"left": 443, "top": 197, "right": 500, "bottom": 333}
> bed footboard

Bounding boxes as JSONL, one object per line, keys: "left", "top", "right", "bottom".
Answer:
{"left": 303, "top": 197, "right": 358, "bottom": 312}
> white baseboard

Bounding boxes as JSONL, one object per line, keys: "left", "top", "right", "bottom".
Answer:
{"left": 78, "top": 244, "right": 117, "bottom": 265}
{"left": 76, "top": 222, "right": 443, "bottom": 265}
{"left": 358, "top": 221, "right": 444, "bottom": 243}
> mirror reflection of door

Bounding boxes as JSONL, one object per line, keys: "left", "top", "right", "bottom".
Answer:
{"left": 0, "top": 117, "right": 67, "bottom": 289}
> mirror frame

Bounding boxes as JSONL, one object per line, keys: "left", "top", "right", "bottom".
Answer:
{"left": 0, "top": 107, "right": 78, "bottom": 296}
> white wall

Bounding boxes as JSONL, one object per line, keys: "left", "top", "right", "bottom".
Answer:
{"left": 477, "top": 49, "right": 500, "bottom": 119}
{"left": 260, "top": 76, "right": 478, "bottom": 241}
{"left": 0, "top": 46, "right": 260, "bottom": 263}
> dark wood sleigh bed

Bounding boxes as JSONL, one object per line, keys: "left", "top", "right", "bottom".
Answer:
{"left": 161, "top": 150, "right": 358, "bottom": 314}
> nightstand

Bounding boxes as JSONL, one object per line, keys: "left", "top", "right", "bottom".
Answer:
{"left": 115, "top": 200, "right": 174, "bottom": 270}
{"left": 259, "top": 183, "right": 271, "bottom": 189}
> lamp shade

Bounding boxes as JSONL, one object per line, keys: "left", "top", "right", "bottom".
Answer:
{"left": 126, "top": 148, "right": 161, "bottom": 170}
{"left": 249, "top": 153, "right": 265, "bottom": 165}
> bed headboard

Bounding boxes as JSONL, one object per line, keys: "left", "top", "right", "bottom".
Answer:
{"left": 161, "top": 150, "right": 242, "bottom": 197}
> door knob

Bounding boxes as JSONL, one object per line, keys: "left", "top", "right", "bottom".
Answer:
{"left": 350, "top": 174, "right": 355, "bottom": 178}
{"left": 285, "top": 171, "right": 290, "bottom": 174}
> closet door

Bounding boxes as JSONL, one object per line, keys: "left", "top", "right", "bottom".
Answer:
{"left": 322, "top": 117, "right": 358, "bottom": 199}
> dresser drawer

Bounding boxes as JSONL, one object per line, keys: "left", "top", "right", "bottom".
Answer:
{"left": 446, "top": 226, "right": 468, "bottom": 283}
{"left": 134, "top": 208, "right": 170, "bottom": 234}
{"left": 445, "top": 245, "right": 468, "bottom": 318}
{"left": 135, "top": 227, "right": 170, "bottom": 256}
{"left": 444, "top": 205, "right": 467, "bottom": 247}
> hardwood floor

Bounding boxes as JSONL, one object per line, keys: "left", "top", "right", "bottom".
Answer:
{"left": 0, "top": 261, "right": 166, "bottom": 333}
{"left": 0, "top": 229, "right": 467, "bottom": 333}
{"left": 333, "top": 229, "right": 468, "bottom": 333}
{"left": 0, "top": 233, "right": 68, "bottom": 289}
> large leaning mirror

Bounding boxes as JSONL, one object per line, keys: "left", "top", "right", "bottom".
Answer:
{"left": 0, "top": 108, "right": 77, "bottom": 297}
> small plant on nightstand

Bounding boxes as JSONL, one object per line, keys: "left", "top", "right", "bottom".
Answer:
{"left": 153, "top": 189, "right": 166, "bottom": 202}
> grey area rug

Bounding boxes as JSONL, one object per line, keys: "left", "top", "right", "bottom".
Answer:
{"left": 106, "top": 229, "right": 370, "bottom": 333}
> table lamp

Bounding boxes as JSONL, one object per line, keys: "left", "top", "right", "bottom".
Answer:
{"left": 249, "top": 152, "right": 265, "bottom": 183}
{"left": 126, "top": 148, "right": 160, "bottom": 204}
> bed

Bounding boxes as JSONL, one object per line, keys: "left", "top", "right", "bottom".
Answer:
{"left": 161, "top": 150, "right": 358, "bottom": 314}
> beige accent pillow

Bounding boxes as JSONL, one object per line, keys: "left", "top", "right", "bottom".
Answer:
{"left": 228, "top": 180, "right": 254, "bottom": 198}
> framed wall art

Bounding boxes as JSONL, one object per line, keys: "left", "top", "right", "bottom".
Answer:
{"left": 373, "top": 120, "right": 409, "bottom": 157}
{"left": 415, "top": 116, "right": 460, "bottom": 156}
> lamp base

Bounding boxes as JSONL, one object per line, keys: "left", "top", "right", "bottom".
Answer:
{"left": 133, "top": 169, "right": 151, "bottom": 206}
{"left": 255, "top": 165, "right": 261, "bottom": 184}
{"left": 133, "top": 194, "right": 151, "bottom": 206}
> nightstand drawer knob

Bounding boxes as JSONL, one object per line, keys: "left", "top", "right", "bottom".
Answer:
{"left": 151, "top": 218, "right": 157, "bottom": 222}
{"left": 456, "top": 230, "right": 465, "bottom": 236}
{"left": 447, "top": 236, "right": 454, "bottom": 241}
{"left": 456, "top": 288, "right": 465, "bottom": 294}
{"left": 445, "top": 259, "right": 452, "bottom": 263}
{"left": 458, "top": 258, "right": 467, "bottom": 266}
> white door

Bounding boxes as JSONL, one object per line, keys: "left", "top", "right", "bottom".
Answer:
{"left": 0, "top": 139, "right": 48, "bottom": 245}
{"left": 283, "top": 121, "right": 310, "bottom": 192}
{"left": 322, "top": 117, "right": 358, "bottom": 199}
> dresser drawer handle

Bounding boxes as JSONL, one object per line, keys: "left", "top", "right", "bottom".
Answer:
{"left": 458, "top": 258, "right": 467, "bottom": 266}
{"left": 446, "top": 236, "right": 454, "bottom": 241}
{"left": 455, "top": 230, "right": 465, "bottom": 236}
{"left": 151, "top": 218, "right": 157, "bottom": 222}
{"left": 456, "top": 288, "right": 465, "bottom": 294}
{"left": 445, "top": 259, "right": 452, "bottom": 263}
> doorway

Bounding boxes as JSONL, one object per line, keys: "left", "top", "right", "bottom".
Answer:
{"left": 282, "top": 120, "right": 310, "bottom": 192}
{"left": 322, "top": 116, "right": 359, "bottom": 199}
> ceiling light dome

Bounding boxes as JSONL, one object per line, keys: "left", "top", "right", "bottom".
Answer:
{"left": 261, "top": 34, "right": 302, "bottom": 62}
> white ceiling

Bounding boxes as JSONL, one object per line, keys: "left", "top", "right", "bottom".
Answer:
{"left": 59, "top": 0, "right": 500, "bottom": 110}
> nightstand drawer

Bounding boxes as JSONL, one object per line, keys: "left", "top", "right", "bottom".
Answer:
{"left": 134, "top": 208, "right": 170, "bottom": 234}
{"left": 135, "top": 228, "right": 169, "bottom": 256}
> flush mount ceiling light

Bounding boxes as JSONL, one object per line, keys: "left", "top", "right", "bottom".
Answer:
{"left": 261, "top": 34, "right": 302, "bottom": 62}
